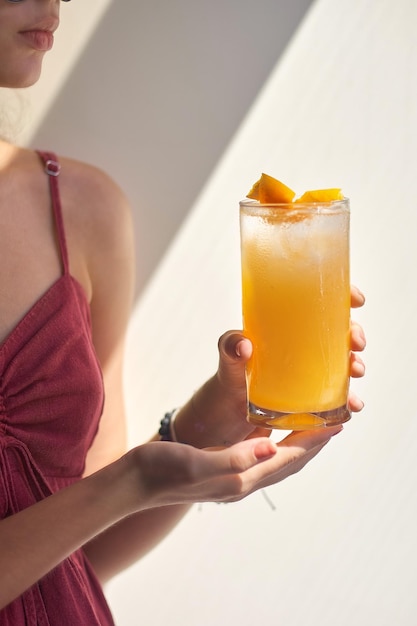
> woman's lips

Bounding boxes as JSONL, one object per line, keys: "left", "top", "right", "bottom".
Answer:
{"left": 19, "top": 29, "right": 55, "bottom": 52}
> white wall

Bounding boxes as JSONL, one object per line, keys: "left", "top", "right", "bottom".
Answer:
{"left": 21, "top": 0, "right": 417, "bottom": 624}
{"left": 29, "top": 0, "right": 314, "bottom": 297}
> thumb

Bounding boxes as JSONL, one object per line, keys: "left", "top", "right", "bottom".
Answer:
{"left": 217, "top": 330, "right": 252, "bottom": 390}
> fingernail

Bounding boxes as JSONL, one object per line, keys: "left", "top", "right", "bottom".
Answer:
{"left": 254, "top": 440, "right": 277, "bottom": 460}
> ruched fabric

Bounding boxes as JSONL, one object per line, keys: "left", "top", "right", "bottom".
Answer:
{"left": 0, "top": 152, "right": 115, "bottom": 625}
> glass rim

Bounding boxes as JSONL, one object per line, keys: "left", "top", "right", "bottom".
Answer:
{"left": 239, "top": 197, "right": 349, "bottom": 209}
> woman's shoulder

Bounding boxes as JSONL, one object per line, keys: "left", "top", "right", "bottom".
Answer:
{"left": 57, "top": 154, "right": 132, "bottom": 224}
{"left": 53, "top": 154, "right": 134, "bottom": 258}
{"left": 50, "top": 153, "right": 135, "bottom": 302}
{"left": 8, "top": 146, "right": 135, "bottom": 274}
{"left": 5, "top": 145, "right": 132, "bottom": 228}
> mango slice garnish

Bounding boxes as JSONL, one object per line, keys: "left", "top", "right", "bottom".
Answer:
{"left": 247, "top": 173, "right": 296, "bottom": 203}
{"left": 295, "top": 188, "right": 344, "bottom": 203}
{"left": 246, "top": 173, "right": 344, "bottom": 204}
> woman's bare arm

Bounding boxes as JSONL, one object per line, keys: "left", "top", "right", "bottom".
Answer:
{"left": 0, "top": 161, "right": 366, "bottom": 603}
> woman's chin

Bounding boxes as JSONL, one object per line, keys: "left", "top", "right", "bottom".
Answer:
{"left": 0, "top": 61, "right": 44, "bottom": 90}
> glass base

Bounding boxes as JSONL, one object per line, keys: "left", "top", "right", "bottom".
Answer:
{"left": 247, "top": 402, "right": 351, "bottom": 430}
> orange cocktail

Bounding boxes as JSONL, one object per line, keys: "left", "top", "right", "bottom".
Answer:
{"left": 240, "top": 197, "right": 351, "bottom": 430}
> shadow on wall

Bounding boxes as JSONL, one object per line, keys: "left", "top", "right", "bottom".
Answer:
{"left": 31, "top": 0, "right": 314, "bottom": 300}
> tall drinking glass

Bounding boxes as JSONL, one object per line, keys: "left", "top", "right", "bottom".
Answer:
{"left": 240, "top": 198, "right": 351, "bottom": 430}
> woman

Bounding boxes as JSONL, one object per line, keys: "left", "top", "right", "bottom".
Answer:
{"left": 0, "top": 1, "right": 366, "bottom": 623}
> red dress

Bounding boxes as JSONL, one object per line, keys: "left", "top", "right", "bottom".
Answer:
{"left": 0, "top": 152, "right": 115, "bottom": 625}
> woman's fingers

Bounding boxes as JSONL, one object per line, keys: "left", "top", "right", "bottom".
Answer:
{"left": 221, "top": 427, "right": 341, "bottom": 482}
{"left": 218, "top": 438, "right": 278, "bottom": 474}
{"left": 351, "top": 321, "right": 366, "bottom": 352}
{"left": 134, "top": 426, "right": 344, "bottom": 508}
{"left": 349, "top": 288, "right": 366, "bottom": 411}
{"left": 349, "top": 294, "right": 366, "bottom": 411}
{"left": 219, "top": 427, "right": 343, "bottom": 500}
{"left": 276, "top": 426, "right": 343, "bottom": 456}
{"left": 216, "top": 331, "right": 252, "bottom": 391}
{"left": 351, "top": 285, "right": 365, "bottom": 308}
{"left": 348, "top": 391, "right": 364, "bottom": 412}
{"left": 350, "top": 351, "right": 365, "bottom": 378}
{"left": 218, "top": 330, "right": 252, "bottom": 361}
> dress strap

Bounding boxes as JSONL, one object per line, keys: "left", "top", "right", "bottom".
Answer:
{"left": 36, "top": 150, "right": 70, "bottom": 275}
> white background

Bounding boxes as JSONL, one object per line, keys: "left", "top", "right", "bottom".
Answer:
{"left": 18, "top": 0, "right": 417, "bottom": 624}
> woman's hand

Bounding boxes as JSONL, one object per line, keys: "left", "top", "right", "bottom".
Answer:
{"left": 127, "top": 427, "right": 342, "bottom": 510}
{"left": 347, "top": 285, "right": 366, "bottom": 411}
{"left": 174, "top": 286, "right": 366, "bottom": 448}
{"left": 85, "top": 288, "right": 365, "bottom": 581}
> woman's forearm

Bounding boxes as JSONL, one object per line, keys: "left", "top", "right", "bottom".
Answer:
{"left": 83, "top": 430, "right": 192, "bottom": 583}
{"left": 83, "top": 503, "right": 191, "bottom": 583}
{"left": 0, "top": 457, "right": 135, "bottom": 609}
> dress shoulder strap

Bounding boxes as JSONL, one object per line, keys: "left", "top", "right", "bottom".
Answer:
{"left": 36, "top": 150, "right": 69, "bottom": 275}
